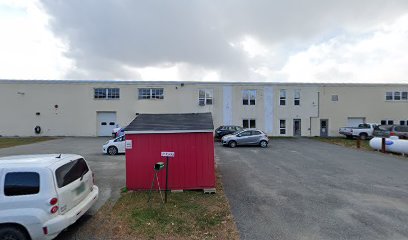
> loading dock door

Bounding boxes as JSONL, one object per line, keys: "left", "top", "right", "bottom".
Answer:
{"left": 347, "top": 117, "right": 365, "bottom": 127}
{"left": 97, "top": 112, "right": 117, "bottom": 136}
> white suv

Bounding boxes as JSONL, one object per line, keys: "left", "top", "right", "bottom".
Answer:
{"left": 0, "top": 154, "right": 99, "bottom": 240}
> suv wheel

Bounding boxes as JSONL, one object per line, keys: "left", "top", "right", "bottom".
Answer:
{"left": 229, "top": 141, "right": 237, "bottom": 148}
{"left": 108, "top": 146, "right": 118, "bottom": 155}
{"left": 0, "top": 226, "right": 27, "bottom": 240}
{"left": 359, "top": 133, "right": 368, "bottom": 140}
{"left": 260, "top": 140, "right": 268, "bottom": 148}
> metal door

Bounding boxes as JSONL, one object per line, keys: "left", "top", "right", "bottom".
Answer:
{"left": 97, "top": 112, "right": 117, "bottom": 136}
{"left": 320, "top": 119, "right": 329, "bottom": 137}
{"left": 293, "top": 119, "right": 301, "bottom": 136}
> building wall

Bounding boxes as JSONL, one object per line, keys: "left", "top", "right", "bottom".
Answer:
{"left": 314, "top": 85, "right": 408, "bottom": 136}
{"left": 0, "top": 80, "right": 407, "bottom": 137}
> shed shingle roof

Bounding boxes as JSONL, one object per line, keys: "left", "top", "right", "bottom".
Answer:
{"left": 124, "top": 113, "right": 214, "bottom": 133}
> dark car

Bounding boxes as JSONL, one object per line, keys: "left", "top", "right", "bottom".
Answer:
{"left": 373, "top": 125, "right": 408, "bottom": 139}
{"left": 215, "top": 125, "right": 243, "bottom": 138}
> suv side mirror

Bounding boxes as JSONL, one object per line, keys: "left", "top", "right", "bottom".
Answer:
{"left": 237, "top": 134, "right": 241, "bottom": 137}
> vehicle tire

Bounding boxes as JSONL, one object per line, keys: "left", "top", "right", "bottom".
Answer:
{"left": 260, "top": 140, "right": 268, "bottom": 148}
{"left": 0, "top": 226, "right": 28, "bottom": 240}
{"left": 107, "top": 146, "right": 118, "bottom": 155}
{"left": 228, "top": 141, "right": 237, "bottom": 148}
{"left": 359, "top": 133, "right": 368, "bottom": 140}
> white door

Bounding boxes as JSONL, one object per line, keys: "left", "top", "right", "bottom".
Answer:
{"left": 97, "top": 112, "right": 117, "bottom": 136}
{"left": 347, "top": 117, "right": 365, "bottom": 127}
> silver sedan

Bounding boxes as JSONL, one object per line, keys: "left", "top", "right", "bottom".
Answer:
{"left": 222, "top": 129, "right": 269, "bottom": 148}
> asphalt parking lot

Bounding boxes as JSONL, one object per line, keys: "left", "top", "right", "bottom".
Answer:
{"left": 0, "top": 137, "right": 125, "bottom": 240}
{"left": 216, "top": 138, "right": 408, "bottom": 240}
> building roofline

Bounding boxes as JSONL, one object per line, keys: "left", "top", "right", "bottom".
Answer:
{"left": 0, "top": 79, "right": 407, "bottom": 87}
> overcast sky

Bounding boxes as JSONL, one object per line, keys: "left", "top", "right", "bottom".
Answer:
{"left": 1, "top": 0, "right": 408, "bottom": 83}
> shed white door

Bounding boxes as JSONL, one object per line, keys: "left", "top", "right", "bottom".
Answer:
{"left": 347, "top": 117, "right": 365, "bottom": 127}
{"left": 97, "top": 112, "right": 117, "bottom": 136}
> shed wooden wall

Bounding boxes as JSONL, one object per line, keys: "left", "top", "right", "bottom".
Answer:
{"left": 125, "top": 132, "right": 215, "bottom": 190}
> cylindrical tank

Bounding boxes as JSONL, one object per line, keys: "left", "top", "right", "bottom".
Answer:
{"left": 369, "top": 136, "right": 408, "bottom": 154}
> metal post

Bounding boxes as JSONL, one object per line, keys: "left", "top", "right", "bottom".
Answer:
{"left": 356, "top": 137, "right": 361, "bottom": 149}
{"left": 165, "top": 156, "right": 169, "bottom": 203}
{"left": 381, "top": 137, "right": 386, "bottom": 153}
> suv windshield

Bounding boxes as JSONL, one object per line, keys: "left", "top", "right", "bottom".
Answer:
{"left": 55, "top": 158, "right": 89, "bottom": 188}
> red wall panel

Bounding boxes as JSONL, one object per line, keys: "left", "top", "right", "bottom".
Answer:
{"left": 125, "top": 132, "right": 215, "bottom": 190}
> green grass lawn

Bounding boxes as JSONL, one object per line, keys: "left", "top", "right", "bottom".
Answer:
{"left": 77, "top": 174, "right": 239, "bottom": 240}
{"left": 313, "top": 137, "right": 371, "bottom": 151}
{"left": 0, "top": 137, "right": 57, "bottom": 149}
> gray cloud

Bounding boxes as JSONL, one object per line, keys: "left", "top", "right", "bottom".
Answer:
{"left": 39, "top": 0, "right": 408, "bottom": 81}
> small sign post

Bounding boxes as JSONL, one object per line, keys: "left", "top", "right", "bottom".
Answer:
{"left": 161, "top": 152, "right": 175, "bottom": 203}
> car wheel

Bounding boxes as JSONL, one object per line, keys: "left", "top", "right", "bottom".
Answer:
{"left": 229, "top": 141, "right": 237, "bottom": 148}
{"left": 0, "top": 226, "right": 28, "bottom": 240}
{"left": 107, "top": 146, "right": 118, "bottom": 155}
{"left": 359, "top": 133, "right": 368, "bottom": 140}
{"left": 260, "top": 140, "right": 268, "bottom": 148}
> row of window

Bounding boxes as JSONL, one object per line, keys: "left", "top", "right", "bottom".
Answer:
{"left": 93, "top": 88, "right": 303, "bottom": 106}
{"left": 279, "top": 89, "right": 300, "bottom": 106}
{"left": 380, "top": 120, "right": 408, "bottom": 126}
{"left": 241, "top": 119, "right": 289, "bottom": 135}
{"left": 385, "top": 91, "right": 408, "bottom": 101}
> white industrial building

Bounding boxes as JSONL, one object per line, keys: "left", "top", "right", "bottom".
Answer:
{"left": 0, "top": 79, "right": 407, "bottom": 137}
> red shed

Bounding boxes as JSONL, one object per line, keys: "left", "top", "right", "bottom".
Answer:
{"left": 124, "top": 113, "right": 215, "bottom": 191}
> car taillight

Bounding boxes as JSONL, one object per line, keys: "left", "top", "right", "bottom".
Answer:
{"left": 43, "top": 227, "right": 48, "bottom": 235}
{"left": 50, "top": 206, "right": 59, "bottom": 214}
{"left": 390, "top": 132, "right": 395, "bottom": 136}
{"left": 49, "top": 197, "right": 58, "bottom": 205}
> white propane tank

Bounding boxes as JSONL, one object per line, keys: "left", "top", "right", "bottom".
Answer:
{"left": 369, "top": 136, "right": 408, "bottom": 154}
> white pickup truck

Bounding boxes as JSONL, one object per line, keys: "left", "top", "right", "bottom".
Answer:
{"left": 339, "top": 123, "right": 378, "bottom": 140}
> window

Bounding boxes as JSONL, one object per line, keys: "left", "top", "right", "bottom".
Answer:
{"left": 294, "top": 90, "right": 300, "bottom": 105}
{"left": 242, "top": 90, "right": 256, "bottom": 105}
{"left": 388, "top": 120, "right": 394, "bottom": 125}
{"left": 386, "top": 92, "right": 393, "bottom": 100}
{"left": 331, "top": 95, "right": 339, "bottom": 101}
{"left": 395, "top": 126, "right": 408, "bottom": 132}
{"left": 138, "top": 88, "right": 164, "bottom": 100}
{"left": 386, "top": 91, "right": 408, "bottom": 101}
{"left": 115, "top": 135, "right": 125, "bottom": 142}
{"left": 400, "top": 121, "right": 406, "bottom": 126}
{"left": 251, "top": 130, "right": 262, "bottom": 135}
{"left": 381, "top": 120, "right": 387, "bottom": 125}
{"left": 242, "top": 119, "right": 256, "bottom": 128}
{"left": 280, "top": 89, "right": 286, "bottom": 106}
{"left": 394, "top": 91, "right": 401, "bottom": 100}
{"left": 198, "top": 89, "right": 213, "bottom": 105}
{"left": 279, "top": 120, "right": 286, "bottom": 134}
{"left": 55, "top": 158, "right": 89, "bottom": 188}
{"left": 402, "top": 92, "right": 408, "bottom": 100}
{"left": 238, "top": 131, "right": 251, "bottom": 137}
{"left": 4, "top": 172, "right": 40, "bottom": 196}
{"left": 94, "top": 88, "right": 120, "bottom": 99}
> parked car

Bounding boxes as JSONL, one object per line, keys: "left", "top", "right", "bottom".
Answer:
{"left": 103, "top": 135, "right": 125, "bottom": 155}
{"left": 112, "top": 127, "right": 124, "bottom": 138}
{"left": 222, "top": 129, "right": 269, "bottom": 148}
{"left": 0, "top": 154, "right": 99, "bottom": 240}
{"left": 373, "top": 125, "right": 408, "bottom": 139}
{"left": 215, "top": 125, "right": 243, "bottom": 138}
{"left": 339, "top": 123, "right": 378, "bottom": 140}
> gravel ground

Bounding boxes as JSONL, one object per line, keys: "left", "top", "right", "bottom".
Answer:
{"left": 216, "top": 138, "right": 408, "bottom": 240}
